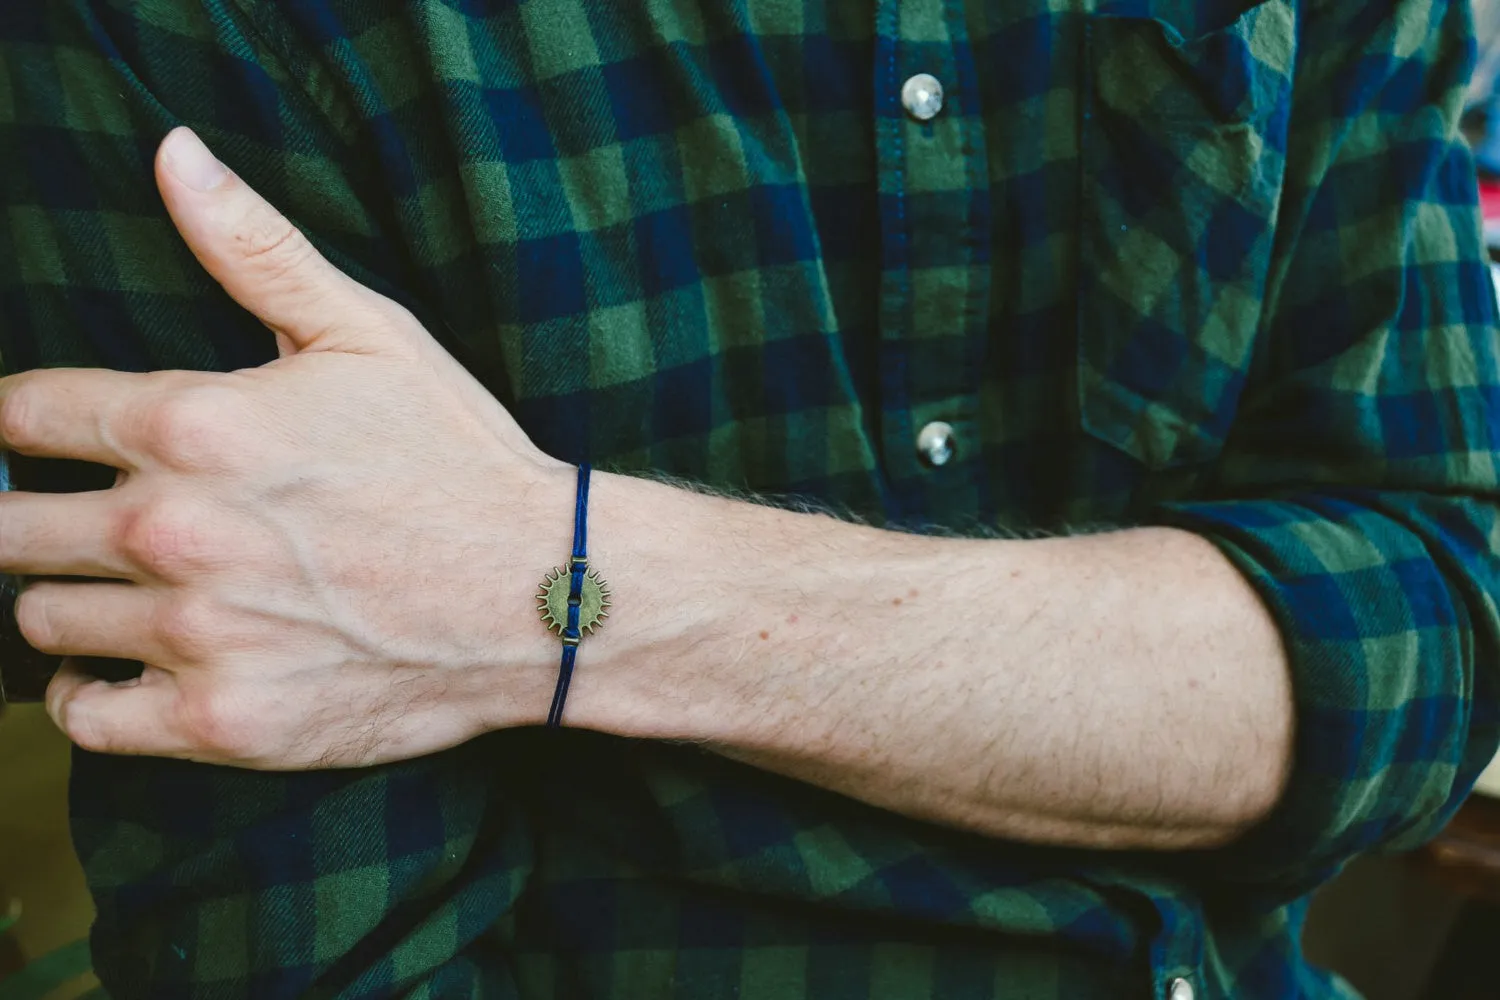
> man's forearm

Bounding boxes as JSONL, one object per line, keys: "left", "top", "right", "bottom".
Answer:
{"left": 539, "top": 472, "right": 1295, "bottom": 851}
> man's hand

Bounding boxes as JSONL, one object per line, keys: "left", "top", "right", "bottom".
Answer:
{"left": 8, "top": 128, "right": 569, "bottom": 767}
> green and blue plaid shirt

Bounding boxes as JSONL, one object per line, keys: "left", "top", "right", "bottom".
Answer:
{"left": 3, "top": 0, "right": 1500, "bottom": 997}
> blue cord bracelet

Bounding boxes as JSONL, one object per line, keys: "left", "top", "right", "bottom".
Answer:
{"left": 537, "top": 464, "right": 610, "bottom": 727}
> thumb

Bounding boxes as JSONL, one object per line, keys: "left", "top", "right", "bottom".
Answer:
{"left": 155, "top": 127, "right": 397, "bottom": 357}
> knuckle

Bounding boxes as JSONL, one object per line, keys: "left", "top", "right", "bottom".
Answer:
{"left": 115, "top": 499, "right": 213, "bottom": 576}
{"left": 65, "top": 706, "right": 115, "bottom": 755}
{"left": 178, "top": 687, "right": 256, "bottom": 760}
{"left": 0, "top": 377, "right": 46, "bottom": 451}
{"left": 13, "top": 587, "right": 57, "bottom": 652}
{"left": 142, "top": 386, "right": 245, "bottom": 471}
{"left": 236, "top": 212, "right": 317, "bottom": 279}
{"left": 150, "top": 595, "right": 219, "bottom": 660}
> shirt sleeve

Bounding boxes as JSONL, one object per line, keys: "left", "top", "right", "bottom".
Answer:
{"left": 1150, "top": 0, "right": 1500, "bottom": 902}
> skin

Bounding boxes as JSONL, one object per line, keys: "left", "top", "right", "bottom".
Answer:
{"left": 9, "top": 128, "right": 1294, "bottom": 851}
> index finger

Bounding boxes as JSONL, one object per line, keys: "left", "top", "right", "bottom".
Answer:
{"left": 0, "top": 367, "right": 171, "bottom": 467}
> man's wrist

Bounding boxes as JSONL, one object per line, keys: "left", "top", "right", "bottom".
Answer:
{"left": 460, "top": 459, "right": 579, "bottom": 732}
{"left": 555, "top": 471, "right": 913, "bottom": 747}
{"left": 553, "top": 470, "right": 722, "bottom": 737}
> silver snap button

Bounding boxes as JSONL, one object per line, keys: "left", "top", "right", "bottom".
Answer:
{"left": 916, "top": 421, "right": 955, "bottom": 467}
{"left": 1168, "top": 978, "right": 1195, "bottom": 1000}
{"left": 901, "top": 73, "right": 945, "bottom": 122}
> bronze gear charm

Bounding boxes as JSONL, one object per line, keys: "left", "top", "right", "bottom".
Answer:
{"left": 537, "top": 566, "right": 611, "bottom": 636}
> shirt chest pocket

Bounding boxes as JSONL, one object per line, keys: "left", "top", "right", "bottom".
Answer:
{"left": 1077, "top": 0, "right": 1296, "bottom": 470}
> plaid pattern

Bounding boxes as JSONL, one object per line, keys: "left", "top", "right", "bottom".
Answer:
{"left": 3, "top": 0, "right": 1499, "bottom": 997}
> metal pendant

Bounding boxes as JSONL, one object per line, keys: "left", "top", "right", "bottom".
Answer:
{"left": 537, "top": 566, "right": 611, "bottom": 636}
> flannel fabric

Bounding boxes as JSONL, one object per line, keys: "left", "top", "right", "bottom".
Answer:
{"left": 3, "top": 0, "right": 1500, "bottom": 997}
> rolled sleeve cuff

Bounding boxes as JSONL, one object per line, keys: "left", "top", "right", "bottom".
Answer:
{"left": 1151, "top": 491, "right": 1500, "bottom": 902}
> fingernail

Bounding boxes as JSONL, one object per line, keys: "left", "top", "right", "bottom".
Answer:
{"left": 162, "top": 127, "right": 228, "bottom": 192}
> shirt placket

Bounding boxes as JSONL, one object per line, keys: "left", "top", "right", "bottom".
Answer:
{"left": 873, "top": 0, "right": 991, "bottom": 524}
